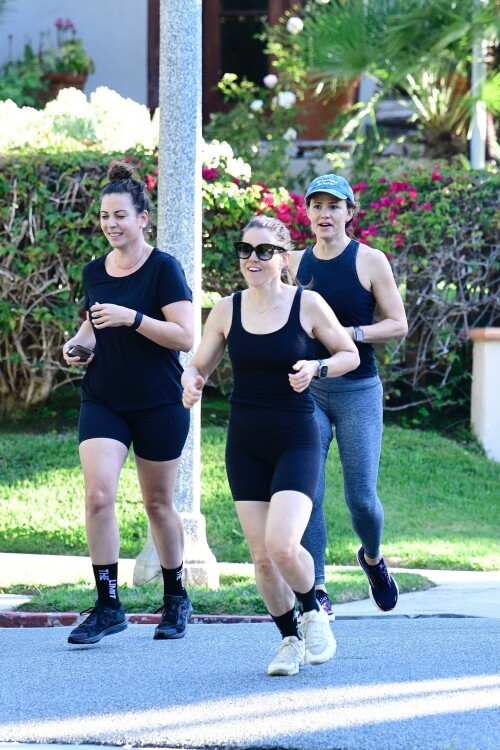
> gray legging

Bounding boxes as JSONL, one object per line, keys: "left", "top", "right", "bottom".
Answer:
{"left": 302, "top": 374, "right": 385, "bottom": 586}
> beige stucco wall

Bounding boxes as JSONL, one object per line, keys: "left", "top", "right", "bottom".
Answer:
{"left": 470, "top": 328, "right": 500, "bottom": 462}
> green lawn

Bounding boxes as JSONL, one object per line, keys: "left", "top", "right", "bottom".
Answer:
{"left": 0, "top": 422, "right": 499, "bottom": 571}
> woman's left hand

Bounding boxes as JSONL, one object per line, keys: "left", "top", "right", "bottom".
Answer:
{"left": 288, "top": 360, "right": 317, "bottom": 393}
{"left": 90, "top": 302, "right": 134, "bottom": 329}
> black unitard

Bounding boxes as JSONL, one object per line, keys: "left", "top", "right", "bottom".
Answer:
{"left": 225, "top": 287, "right": 321, "bottom": 501}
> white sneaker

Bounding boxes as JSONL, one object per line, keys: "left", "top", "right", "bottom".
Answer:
{"left": 301, "top": 606, "right": 336, "bottom": 665}
{"left": 267, "top": 635, "right": 305, "bottom": 676}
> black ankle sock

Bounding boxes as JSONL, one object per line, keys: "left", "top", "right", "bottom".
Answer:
{"left": 92, "top": 563, "right": 120, "bottom": 608}
{"left": 161, "top": 563, "right": 185, "bottom": 598}
{"left": 271, "top": 607, "right": 301, "bottom": 639}
{"left": 294, "top": 584, "right": 320, "bottom": 614}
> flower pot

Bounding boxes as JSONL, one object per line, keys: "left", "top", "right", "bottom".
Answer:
{"left": 296, "top": 77, "right": 360, "bottom": 141}
{"left": 39, "top": 71, "right": 88, "bottom": 106}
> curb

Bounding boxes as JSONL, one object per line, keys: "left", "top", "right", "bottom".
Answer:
{"left": 0, "top": 611, "right": 273, "bottom": 628}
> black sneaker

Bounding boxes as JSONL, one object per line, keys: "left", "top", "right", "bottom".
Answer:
{"left": 357, "top": 546, "right": 399, "bottom": 612}
{"left": 154, "top": 594, "right": 193, "bottom": 640}
{"left": 67, "top": 603, "right": 127, "bottom": 644}
{"left": 316, "top": 590, "right": 335, "bottom": 620}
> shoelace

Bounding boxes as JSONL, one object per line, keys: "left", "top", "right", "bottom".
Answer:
{"left": 79, "top": 606, "right": 97, "bottom": 617}
{"left": 368, "top": 561, "right": 392, "bottom": 590}
{"left": 272, "top": 637, "right": 303, "bottom": 660}
{"left": 302, "top": 613, "right": 327, "bottom": 649}
{"left": 154, "top": 599, "right": 180, "bottom": 616}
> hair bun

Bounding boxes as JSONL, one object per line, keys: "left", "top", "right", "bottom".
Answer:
{"left": 108, "top": 161, "right": 134, "bottom": 182}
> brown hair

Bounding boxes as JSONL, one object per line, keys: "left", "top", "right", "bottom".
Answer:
{"left": 101, "top": 161, "right": 151, "bottom": 215}
{"left": 243, "top": 214, "right": 292, "bottom": 251}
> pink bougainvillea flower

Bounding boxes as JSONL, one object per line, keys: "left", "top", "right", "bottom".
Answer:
{"left": 408, "top": 188, "right": 417, "bottom": 200}
{"left": 380, "top": 196, "right": 391, "bottom": 207}
{"left": 379, "top": 177, "right": 387, "bottom": 184}
{"left": 289, "top": 192, "right": 304, "bottom": 205}
{"left": 202, "top": 167, "right": 218, "bottom": 181}
{"left": 430, "top": 171, "right": 443, "bottom": 182}
{"left": 422, "top": 202, "right": 432, "bottom": 210}
{"left": 352, "top": 181, "right": 368, "bottom": 192}
{"left": 394, "top": 234, "right": 404, "bottom": 247}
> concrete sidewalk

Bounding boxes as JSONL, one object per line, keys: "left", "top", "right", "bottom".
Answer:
{"left": 1, "top": 552, "right": 499, "bottom": 619}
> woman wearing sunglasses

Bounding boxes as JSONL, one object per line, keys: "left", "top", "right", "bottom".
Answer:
{"left": 182, "top": 215, "right": 359, "bottom": 676}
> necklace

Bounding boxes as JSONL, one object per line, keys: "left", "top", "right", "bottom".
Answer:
{"left": 248, "top": 292, "right": 277, "bottom": 315}
{"left": 114, "top": 245, "right": 147, "bottom": 270}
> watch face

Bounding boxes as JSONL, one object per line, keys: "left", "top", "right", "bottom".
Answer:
{"left": 319, "top": 365, "right": 329, "bottom": 378}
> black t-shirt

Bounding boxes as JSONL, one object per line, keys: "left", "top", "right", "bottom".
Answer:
{"left": 81, "top": 248, "right": 192, "bottom": 411}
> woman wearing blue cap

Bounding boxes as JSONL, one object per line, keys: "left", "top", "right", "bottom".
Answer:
{"left": 288, "top": 174, "right": 408, "bottom": 617}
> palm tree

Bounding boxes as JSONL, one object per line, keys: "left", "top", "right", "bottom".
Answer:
{"left": 268, "top": 0, "right": 500, "bottom": 158}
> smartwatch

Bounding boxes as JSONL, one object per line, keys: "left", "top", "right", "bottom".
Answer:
{"left": 316, "top": 359, "right": 329, "bottom": 379}
{"left": 353, "top": 326, "right": 365, "bottom": 343}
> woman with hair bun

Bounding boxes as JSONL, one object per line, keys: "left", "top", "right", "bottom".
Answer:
{"left": 63, "top": 161, "right": 194, "bottom": 645}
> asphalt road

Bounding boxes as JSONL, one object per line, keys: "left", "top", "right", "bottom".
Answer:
{"left": 1, "top": 618, "right": 499, "bottom": 750}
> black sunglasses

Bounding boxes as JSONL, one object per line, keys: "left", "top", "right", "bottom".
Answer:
{"left": 234, "top": 242, "right": 287, "bottom": 261}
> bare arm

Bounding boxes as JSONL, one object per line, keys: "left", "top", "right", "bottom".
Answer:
{"left": 181, "top": 297, "right": 232, "bottom": 408}
{"left": 289, "top": 291, "right": 360, "bottom": 393}
{"left": 349, "top": 246, "right": 408, "bottom": 343}
{"left": 89, "top": 299, "right": 194, "bottom": 352}
{"left": 63, "top": 316, "right": 96, "bottom": 366}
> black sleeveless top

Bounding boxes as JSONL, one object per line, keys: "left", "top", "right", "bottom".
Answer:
{"left": 296, "top": 240, "right": 377, "bottom": 380}
{"left": 227, "top": 286, "right": 316, "bottom": 412}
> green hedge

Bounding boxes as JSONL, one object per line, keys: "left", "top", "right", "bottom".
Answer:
{"left": 0, "top": 150, "right": 498, "bottom": 422}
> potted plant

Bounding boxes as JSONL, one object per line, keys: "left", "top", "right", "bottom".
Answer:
{"left": 39, "top": 18, "right": 95, "bottom": 105}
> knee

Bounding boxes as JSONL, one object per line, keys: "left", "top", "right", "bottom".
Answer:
{"left": 144, "top": 492, "right": 173, "bottom": 522}
{"left": 346, "top": 489, "right": 380, "bottom": 518}
{"left": 251, "top": 548, "right": 275, "bottom": 581}
{"left": 85, "top": 487, "right": 114, "bottom": 519}
{"left": 265, "top": 535, "right": 296, "bottom": 569}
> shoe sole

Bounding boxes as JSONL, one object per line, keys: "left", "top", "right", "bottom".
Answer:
{"left": 267, "top": 663, "right": 301, "bottom": 676}
{"left": 306, "top": 636, "right": 337, "bottom": 665}
{"left": 67, "top": 620, "right": 127, "bottom": 645}
{"left": 153, "top": 602, "right": 193, "bottom": 640}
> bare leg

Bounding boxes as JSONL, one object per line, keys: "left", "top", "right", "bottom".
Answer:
{"left": 135, "top": 455, "right": 183, "bottom": 569}
{"left": 79, "top": 438, "right": 129, "bottom": 564}
{"left": 235, "top": 501, "right": 295, "bottom": 617}
{"left": 265, "top": 490, "right": 315, "bottom": 596}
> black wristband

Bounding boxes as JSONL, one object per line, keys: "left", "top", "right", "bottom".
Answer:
{"left": 131, "top": 311, "right": 143, "bottom": 331}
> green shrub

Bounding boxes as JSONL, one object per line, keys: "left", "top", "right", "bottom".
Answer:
{"left": 352, "top": 160, "right": 500, "bottom": 422}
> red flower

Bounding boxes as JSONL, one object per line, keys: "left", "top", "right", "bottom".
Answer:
{"left": 352, "top": 181, "right": 368, "bottom": 192}
{"left": 431, "top": 171, "right": 443, "bottom": 182}
{"left": 145, "top": 175, "right": 156, "bottom": 191}
{"left": 422, "top": 202, "right": 432, "bottom": 211}
{"left": 202, "top": 167, "right": 218, "bottom": 181}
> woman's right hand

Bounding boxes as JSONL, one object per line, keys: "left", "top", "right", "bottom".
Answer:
{"left": 182, "top": 374, "right": 205, "bottom": 409}
{"left": 62, "top": 343, "right": 95, "bottom": 367}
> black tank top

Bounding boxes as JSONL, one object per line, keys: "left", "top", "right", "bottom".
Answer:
{"left": 227, "top": 286, "right": 316, "bottom": 412}
{"left": 296, "top": 240, "right": 377, "bottom": 379}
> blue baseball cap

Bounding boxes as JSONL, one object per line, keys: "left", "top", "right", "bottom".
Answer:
{"left": 305, "top": 174, "right": 355, "bottom": 203}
